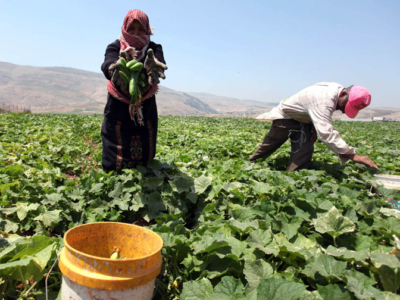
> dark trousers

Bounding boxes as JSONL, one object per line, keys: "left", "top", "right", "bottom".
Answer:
{"left": 249, "top": 119, "right": 314, "bottom": 172}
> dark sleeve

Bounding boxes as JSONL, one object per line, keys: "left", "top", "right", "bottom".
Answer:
{"left": 101, "top": 40, "right": 120, "bottom": 80}
{"left": 150, "top": 42, "right": 166, "bottom": 65}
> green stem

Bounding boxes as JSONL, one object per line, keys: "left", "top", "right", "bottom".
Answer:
{"left": 23, "top": 281, "right": 38, "bottom": 298}
{"left": 17, "top": 285, "right": 28, "bottom": 300}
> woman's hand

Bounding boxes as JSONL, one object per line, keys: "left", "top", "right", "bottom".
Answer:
{"left": 144, "top": 49, "right": 168, "bottom": 85}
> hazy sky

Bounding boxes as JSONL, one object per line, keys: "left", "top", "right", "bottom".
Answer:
{"left": 1, "top": 0, "right": 399, "bottom": 107}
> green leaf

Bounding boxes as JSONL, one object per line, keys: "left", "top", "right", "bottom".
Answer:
{"left": 180, "top": 278, "right": 213, "bottom": 300}
{"left": 325, "top": 245, "right": 369, "bottom": 262}
{"left": 142, "top": 192, "right": 166, "bottom": 221}
{"left": 109, "top": 192, "right": 131, "bottom": 211}
{"left": 192, "top": 234, "right": 229, "bottom": 254}
{"left": 370, "top": 252, "right": 400, "bottom": 292}
{"left": 312, "top": 206, "right": 355, "bottom": 239}
{"left": 208, "top": 276, "right": 245, "bottom": 300}
{"left": 223, "top": 182, "right": 242, "bottom": 192}
{"left": 16, "top": 203, "right": 40, "bottom": 221}
{"left": 246, "top": 229, "right": 279, "bottom": 256}
{"left": 279, "top": 215, "right": 303, "bottom": 240}
{"left": 170, "top": 176, "right": 192, "bottom": 194}
{"left": 382, "top": 292, "right": 400, "bottom": 300}
{"left": 9, "top": 236, "right": 53, "bottom": 262}
{"left": 194, "top": 176, "right": 212, "bottom": 194}
{"left": 317, "top": 284, "right": 354, "bottom": 300}
{"left": 0, "top": 244, "right": 53, "bottom": 282}
{"left": 244, "top": 259, "right": 274, "bottom": 288}
{"left": 380, "top": 207, "right": 400, "bottom": 219}
{"left": 299, "top": 290, "right": 323, "bottom": 300}
{"left": 108, "top": 182, "right": 123, "bottom": 198}
{"left": 143, "top": 177, "right": 164, "bottom": 190}
{"left": 302, "top": 254, "right": 347, "bottom": 284}
{"left": 343, "top": 269, "right": 382, "bottom": 300}
{"left": 89, "top": 183, "right": 104, "bottom": 194}
{"left": 41, "top": 193, "right": 63, "bottom": 206}
{"left": 252, "top": 182, "right": 277, "bottom": 194}
{"left": 67, "top": 188, "right": 85, "bottom": 200}
{"left": 229, "top": 219, "right": 259, "bottom": 234}
{"left": 130, "top": 194, "right": 144, "bottom": 212}
{"left": 1, "top": 219, "right": 19, "bottom": 233}
{"left": 34, "top": 210, "right": 62, "bottom": 227}
{"left": 256, "top": 277, "right": 306, "bottom": 300}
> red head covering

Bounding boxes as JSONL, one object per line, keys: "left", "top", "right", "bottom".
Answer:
{"left": 120, "top": 9, "right": 152, "bottom": 61}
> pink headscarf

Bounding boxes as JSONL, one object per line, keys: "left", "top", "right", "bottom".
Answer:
{"left": 119, "top": 9, "right": 152, "bottom": 61}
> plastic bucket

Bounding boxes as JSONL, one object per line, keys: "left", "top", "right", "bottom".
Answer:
{"left": 374, "top": 174, "right": 400, "bottom": 211}
{"left": 374, "top": 174, "right": 400, "bottom": 190}
{"left": 59, "top": 222, "right": 163, "bottom": 300}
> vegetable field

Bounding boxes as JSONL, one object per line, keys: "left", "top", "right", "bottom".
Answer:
{"left": 1, "top": 113, "right": 400, "bottom": 299}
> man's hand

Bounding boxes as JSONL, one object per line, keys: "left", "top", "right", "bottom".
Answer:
{"left": 144, "top": 49, "right": 168, "bottom": 85}
{"left": 311, "top": 125, "right": 317, "bottom": 143}
{"left": 343, "top": 154, "right": 379, "bottom": 170}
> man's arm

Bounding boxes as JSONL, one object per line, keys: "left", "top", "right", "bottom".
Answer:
{"left": 308, "top": 107, "right": 378, "bottom": 169}
{"left": 308, "top": 106, "right": 354, "bottom": 155}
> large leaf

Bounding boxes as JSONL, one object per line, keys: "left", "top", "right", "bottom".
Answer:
{"left": 256, "top": 277, "right": 307, "bottom": 300}
{"left": 180, "top": 278, "right": 214, "bottom": 300}
{"left": 208, "top": 276, "right": 245, "bottom": 300}
{"left": 246, "top": 229, "right": 279, "bottom": 256}
{"left": 34, "top": 210, "right": 62, "bottom": 227}
{"left": 317, "top": 284, "right": 354, "bottom": 300}
{"left": 192, "top": 234, "right": 229, "bottom": 254}
{"left": 194, "top": 176, "right": 212, "bottom": 194}
{"left": 0, "top": 244, "right": 53, "bottom": 282}
{"left": 302, "top": 254, "right": 347, "bottom": 284}
{"left": 312, "top": 206, "right": 355, "bottom": 238}
{"left": 244, "top": 259, "right": 274, "bottom": 288}
{"left": 370, "top": 252, "right": 400, "bottom": 292}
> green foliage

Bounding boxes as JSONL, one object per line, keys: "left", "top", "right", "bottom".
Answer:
{"left": 1, "top": 114, "right": 400, "bottom": 299}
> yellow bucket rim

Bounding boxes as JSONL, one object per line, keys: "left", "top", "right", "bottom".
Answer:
{"left": 63, "top": 222, "right": 164, "bottom": 261}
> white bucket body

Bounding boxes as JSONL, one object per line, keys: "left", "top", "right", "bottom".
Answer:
{"left": 61, "top": 276, "right": 155, "bottom": 300}
{"left": 375, "top": 174, "right": 400, "bottom": 190}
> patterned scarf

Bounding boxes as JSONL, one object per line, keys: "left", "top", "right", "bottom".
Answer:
{"left": 107, "top": 9, "right": 158, "bottom": 126}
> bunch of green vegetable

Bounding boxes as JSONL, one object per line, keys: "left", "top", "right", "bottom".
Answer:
{"left": 118, "top": 58, "right": 146, "bottom": 105}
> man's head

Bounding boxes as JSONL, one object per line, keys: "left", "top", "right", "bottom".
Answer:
{"left": 336, "top": 86, "right": 371, "bottom": 118}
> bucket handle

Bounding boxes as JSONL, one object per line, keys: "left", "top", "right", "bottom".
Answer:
{"left": 45, "top": 253, "right": 60, "bottom": 300}
{"left": 152, "top": 262, "right": 165, "bottom": 299}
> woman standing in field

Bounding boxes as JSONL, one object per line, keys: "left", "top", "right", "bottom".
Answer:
{"left": 101, "top": 9, "right": 167, "bottom": 171}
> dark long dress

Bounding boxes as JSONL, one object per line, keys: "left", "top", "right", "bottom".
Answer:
{"left": 100, "top": 40, "right": 166, "bottom": 171}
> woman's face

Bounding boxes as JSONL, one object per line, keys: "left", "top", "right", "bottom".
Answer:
{"left": 127, "top": 20, "right": 147, "bottom": 35}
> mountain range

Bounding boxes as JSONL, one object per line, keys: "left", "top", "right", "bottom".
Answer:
{"left": 0, "top": 62, "right": 276, "bottom": 116}
{"left": 1, "top": 61, "right": 399, "bottom": 120}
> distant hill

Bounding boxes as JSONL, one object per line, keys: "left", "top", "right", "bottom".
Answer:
{"left": 0, "top": 62, "right": 276, "bottom": 116}
{"left": 185, "top": 92, "right": 278, "bottom": 117}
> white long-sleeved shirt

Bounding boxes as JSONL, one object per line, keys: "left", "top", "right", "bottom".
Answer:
{"left": 257, "top": 82, "right": 355, "bottom": 163}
